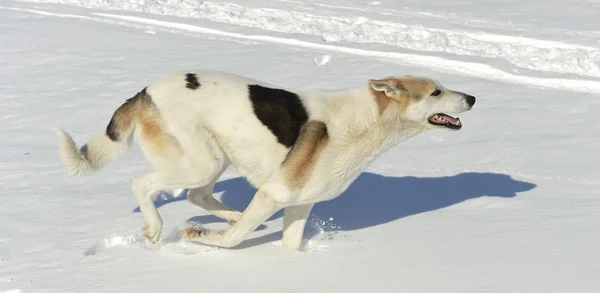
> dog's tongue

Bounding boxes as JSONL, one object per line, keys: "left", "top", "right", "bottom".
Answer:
{"left": 430, "top": 113, "right": 461, "bottom": 125}
{"left": 443, "top": 115, "right": 460, "bottom": 125}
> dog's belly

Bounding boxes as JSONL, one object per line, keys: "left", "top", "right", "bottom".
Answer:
{"left": 263, "top": 167, "right": 362, "bottom": 205}
{"left": 297, "top": 169, "right": 363, "bottom": 204}
{"left": 208, "top": 123, "right": 291, "bottom": 188}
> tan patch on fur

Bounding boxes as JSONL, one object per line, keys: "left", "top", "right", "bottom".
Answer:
{"left": 388, "top": 76, "right": 438, "bottom": 100}
{"left": 282, "top": 121, "right": 329, "bottom": 190}
{"left": 137, "top": 110, "right": 162, "bottom": 142}
{"left": 369, "top": 76, "right": 438, "bottom": 113}
{"left": 106, "top": 91, "right": 144, "bottom": 140}
{"left": 369, "top": 87, "right": 390, "bottom": 114}
{"left": 393, "top": 92, "right": 412, "bottom": 113}
{"left": 136, "top": 107, "right": 181, "bottom": 155}
{"left": 115, "top": 91, "right": 182, "bottom": 156}
{"left": 112, "top": 100, "right": 137, "bottom": 132}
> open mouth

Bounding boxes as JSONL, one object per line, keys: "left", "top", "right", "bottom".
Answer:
{"left": 428, "top": 113, "right": 462, "bottom": 130}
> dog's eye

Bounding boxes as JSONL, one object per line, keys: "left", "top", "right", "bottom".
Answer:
{"left": 431, "top": 89, "right": 441, "bottom": 96}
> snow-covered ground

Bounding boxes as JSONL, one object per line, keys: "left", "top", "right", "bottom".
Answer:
{"left": 1, "top": 1, "right": 599, "bottom": 292}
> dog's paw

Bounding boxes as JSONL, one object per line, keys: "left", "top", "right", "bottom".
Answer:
{"left": 143, "top": 224, "right": 162, "bottom": 244}
{"left": 181, "top": 226, "right": 206, "bottom": 240}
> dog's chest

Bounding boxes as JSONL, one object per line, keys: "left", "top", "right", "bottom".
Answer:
{"left": 294, "top": 139, "right": 387, "bottom": 203}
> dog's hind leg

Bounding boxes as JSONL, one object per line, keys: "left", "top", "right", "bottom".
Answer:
{"left": 132, "top": 168, "right": 225, "bottom": 243}
{"left": 186, "top": 165, "right": 243, "bottom": 225}
{"left": 133, "top": 111, "right": 227, "bottom": 243}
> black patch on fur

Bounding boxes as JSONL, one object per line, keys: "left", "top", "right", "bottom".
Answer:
{"left": 185, "top": 73, "right": 200, "bottom": 90}
{"left": 106, "top": 116, "right": 123, "bottom": 142}
{"left": 79, "top": 144, "right": 89, "bottom": 160}
{"left": 248, "top": 84, "right": 308, "bottom": 148}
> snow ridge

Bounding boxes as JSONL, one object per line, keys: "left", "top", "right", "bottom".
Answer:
{"left": 21, "top": 0, "right": 600, "bottom": 79}
{"left": 93, "top": 12, "right": 600, "bottom": 94}
{"left": 3, "top": 6, "right": 598, "bottom": 93}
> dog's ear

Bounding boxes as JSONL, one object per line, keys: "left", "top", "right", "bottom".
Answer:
{"left": 368, "top": 78, "right": 405, "bottom": 98}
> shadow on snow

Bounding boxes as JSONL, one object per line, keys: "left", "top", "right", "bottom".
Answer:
{"left": 133, "top": 172, "right": 536, "bottom": 240}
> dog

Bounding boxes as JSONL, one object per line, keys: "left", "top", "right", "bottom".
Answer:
{"left": 53, "top": 69, "right": 475, "bottom": 250}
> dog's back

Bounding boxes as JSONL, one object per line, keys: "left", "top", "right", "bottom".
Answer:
{"left": 54, "top": 69, "right": 314, "bottom": 188}
{"left": 145, "top": 70, "right": 305, "bottom": 186}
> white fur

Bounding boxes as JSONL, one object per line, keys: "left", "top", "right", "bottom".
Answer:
{"left": 52, "top": 124, "right": 133, "bottom": 176}
{"left": 53, "top": 69, "right": 474, "bottom": 250}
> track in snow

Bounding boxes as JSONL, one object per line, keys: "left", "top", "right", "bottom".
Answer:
{"left": 90, "top": 1, "right": 600, "bottom": 79}
{"left": 3, "top": 4, "right": 599, "bottom": 94}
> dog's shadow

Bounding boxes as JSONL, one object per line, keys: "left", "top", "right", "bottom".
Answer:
{"left": 134, "top": 172, "right": 536, "bottom": 246}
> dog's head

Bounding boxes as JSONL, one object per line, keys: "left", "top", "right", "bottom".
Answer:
{"left": 369, "top": 76, "right": 476, "bottom": 130}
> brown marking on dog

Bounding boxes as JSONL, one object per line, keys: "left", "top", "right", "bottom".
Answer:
{"left": 368, "top": 76, "right": 439, "bottom": 114}
{"left": 395, "top": 91, "right": 413, "bottom": 113}
{"left": 368, "top": 86, "right": 390, "bottom": 114}
{"left": 135, "top": 106, "right": 181, "bottom": 155}
{"left": 106, "top": 89, "right": 148, "bottom": 141}
{"left": 108, "top": 90, "right": 182, "bottom": 156}
{"left": 282, "top": 121, "right": 329, "bottom": 190}
{"left": 137, "top": 111, "right": 162, "bottom": 142}
{"left": 390, "top": 76, "right": 439, "bottom": 100}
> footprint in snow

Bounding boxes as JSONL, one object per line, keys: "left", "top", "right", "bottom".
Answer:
{"left": 84, "top": 227, "right": 217, "bottom": 256}
{"left": 313, "top": 55, "right": 332, "bottom": 66}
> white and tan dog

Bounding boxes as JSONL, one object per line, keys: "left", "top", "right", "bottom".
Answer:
{"left": 53, "top": 70, "right": 475, "bottom": 250}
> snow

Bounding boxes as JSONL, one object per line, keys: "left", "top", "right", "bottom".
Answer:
{"left": 1, "top": 0, "right": 599, "bottom": 292}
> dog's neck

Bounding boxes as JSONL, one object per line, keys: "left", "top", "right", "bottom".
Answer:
{"left": 294, "top": 86, "right": 429, "bottom": 190}
{"left": 301, "top": 85, "right": 429, "bottom": 141}
{"left": 299, "top": 85, "right": 429, "bottom": 167}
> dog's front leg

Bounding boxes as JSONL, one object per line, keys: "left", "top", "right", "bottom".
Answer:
{"left": 183, "top": 189, "right": 282, "bottom": 248}
{"left": 282, "top": 203, "right": 314, "bottom": 250}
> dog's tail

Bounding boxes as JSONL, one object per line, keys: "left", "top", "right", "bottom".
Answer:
{"left": 52, "top": 88, "right": 149, "bottom": 176}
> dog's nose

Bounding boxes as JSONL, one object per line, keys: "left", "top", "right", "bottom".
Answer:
{"left": 465, "top": 95, "right": 476, "bottom": 107}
